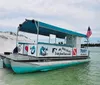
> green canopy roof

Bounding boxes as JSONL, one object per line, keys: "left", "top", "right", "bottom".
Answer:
{"left": 18, "top": 19, "right": 87, "bottom": 38}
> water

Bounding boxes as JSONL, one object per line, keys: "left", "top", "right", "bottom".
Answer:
{"left": 0, "top": 47, "right": 100, "bottom": 85}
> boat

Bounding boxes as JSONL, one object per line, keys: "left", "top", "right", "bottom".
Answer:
{"left": 1, "top": 19, "right": 90, "bottom": 73}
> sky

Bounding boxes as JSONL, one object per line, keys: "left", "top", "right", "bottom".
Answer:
{"left": 0, "top": 0, "right": 100, "bottom": 43}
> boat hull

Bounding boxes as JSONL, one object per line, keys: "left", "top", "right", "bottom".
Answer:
{"left": 0, "top": 58, "right": 3, "bottom": 68}
{"left": 3, "top": 58, "right": 11, "bottom": 68}
{"left": 11, "top": 59, "right": 90, "bottom": 73}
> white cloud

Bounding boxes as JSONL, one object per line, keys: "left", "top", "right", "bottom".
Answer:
{"left": 0, "top": 0, "right": 99, "bottom": 40}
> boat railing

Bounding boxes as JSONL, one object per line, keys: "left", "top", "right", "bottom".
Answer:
{"left": 18, "top": 42, "right": 74, "bottom": 47}
{"left": 18, "top": 41, "right": 73, "bottom": 57}
{"left": 18, "top": 41, "right": 88, "bottom": 57}
{"left": 18, "top": 42, "right": 35, "bottom": 45}
{"left": 38, "top": 42, "right": 73, "bottom": 47}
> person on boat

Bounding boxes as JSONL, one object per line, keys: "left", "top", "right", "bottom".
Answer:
{"left": 13, "top": 46, "right": 18, "bottom": 53}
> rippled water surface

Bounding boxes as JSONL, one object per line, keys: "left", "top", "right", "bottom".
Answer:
{"left": 0, "top": 47, "right": 100, "bottom": 85}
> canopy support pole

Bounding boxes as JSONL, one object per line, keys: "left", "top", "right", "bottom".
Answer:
{"left": 16, "top": 27, "right": 19, "bottom": 47}
{"left": 87, "top": 38, "right": 89, "bottom": 48}
{"left": 49, "top": 35, "right": 50, "bottom": 43}
{"left": 65, "top": 36, "right": 67, "bottom": 44}
{"left": 55, "top": 36, "right": 56, "bottom": 44}
{"left": 35, "top": 21, "right": 39, "bottom": 57}
{"left": 87, "top": 38, "right": 90, "bottom": 57}
{"left": 71, "top": 35, "right": 73, "bottom": 47}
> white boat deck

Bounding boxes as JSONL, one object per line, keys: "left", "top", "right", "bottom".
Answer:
{"left": 0, "top": 54, "right": 36, "bottom": 61}
{"left": 0, "top": 53, "right": 89, "bottom": 62}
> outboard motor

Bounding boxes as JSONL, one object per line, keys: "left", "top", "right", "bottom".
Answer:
{"left": 4, "top": 52, "right": 12, "bottom": 55}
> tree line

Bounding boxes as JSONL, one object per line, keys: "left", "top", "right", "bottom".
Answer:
{"left": 81, "top": 43, "right": 100, "bottom": 47}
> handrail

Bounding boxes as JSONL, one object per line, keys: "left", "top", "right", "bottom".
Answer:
{"left": 18, "top": 42, "right": 73, "bottom": 47}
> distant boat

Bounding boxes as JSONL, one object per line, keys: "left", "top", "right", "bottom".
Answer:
{"left": 1, "top": 19, "right": 90, "bottom": 73}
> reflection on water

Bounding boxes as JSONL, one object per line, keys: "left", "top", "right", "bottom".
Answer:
{"left": 0, "top": 47, "right": 100, "bottom": 85}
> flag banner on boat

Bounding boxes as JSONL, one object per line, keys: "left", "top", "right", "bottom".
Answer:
{"left": 18, "top": 44, "right": 23, "bottom": 54}
{"left": 18, "top": 44, "right": 36, "bottom": 56}
{"left": 72, "top": 48, "right": 77, "bottom": 56}
{"left": 18, "top": 43, "right": 88, "bottom": 57}
{"left": 38, "top": 44, "right": 72, "bottom": 57}
{"left": 28, "top": 45, "right": 36, "bottom": 56}
{"left": 80, "top": 48, "right": 88, "bottom": 55}
{"left": 18, "top": 44, "right": 72, "bottom": 57}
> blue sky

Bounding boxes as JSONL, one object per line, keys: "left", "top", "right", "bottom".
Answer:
{"left": 0, "top": 0, "right": 100, "bottom": 43}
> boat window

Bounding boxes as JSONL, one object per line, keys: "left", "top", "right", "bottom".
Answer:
{"left": 18, "top": 31, "right": 36, "bottom": 44}
{"left": 38, "top": 35, "right": 49, "bottom": 43}
{"left": 81, "top": 38, "right": 88, "bottom": 48}
{"left": 49, "top": 34, "right": 56, "bottom": 44}
{"left": 57, "top": 38, "right": 64, "bottom": 45}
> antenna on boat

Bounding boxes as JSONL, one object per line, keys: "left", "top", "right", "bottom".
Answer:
{"left": 16, "top": 26, "right": 20, "bottom": 47}
{"left": 87, "top": 38, "right": 89, "bottom": 48}
{"left": 13, "top": 25, "right": 20, "bottom": 53}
